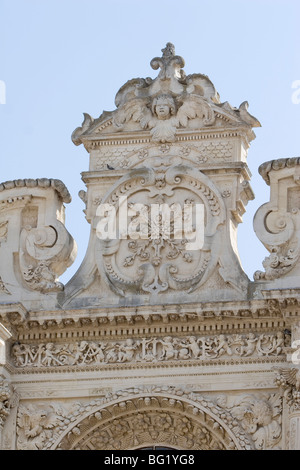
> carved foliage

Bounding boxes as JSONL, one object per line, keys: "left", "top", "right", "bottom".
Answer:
{"left": 254, "top": 158, "right": 300, "bottom": 281}
{"left": 17, "top": 403, "right": 67, "bottom": 450}
{"left": 0, "top": 379, "right": 11, "bottom": 429}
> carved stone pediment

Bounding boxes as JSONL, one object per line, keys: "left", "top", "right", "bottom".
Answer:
{"left": 72, "top": 43, "right": 260, "bottom": 146}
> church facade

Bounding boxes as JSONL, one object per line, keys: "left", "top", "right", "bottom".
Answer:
{"left": 0, "top": 43, "right": 300, "bottom": 450}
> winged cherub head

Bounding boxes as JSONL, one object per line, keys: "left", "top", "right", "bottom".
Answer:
{"left": 152, "top": 94, "right": 176, "bottom": 120}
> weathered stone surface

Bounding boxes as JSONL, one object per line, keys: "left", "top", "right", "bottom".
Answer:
{"left": 0, "top": 43, "right": 299, "bottom": 450}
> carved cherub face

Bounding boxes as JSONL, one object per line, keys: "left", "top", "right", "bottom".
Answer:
{"left": 152, "top": 95, "right": 176, "bottom": 120}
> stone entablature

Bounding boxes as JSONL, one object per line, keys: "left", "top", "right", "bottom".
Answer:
{"left": 1, "top": 43, "right": 300, "bottom": 450}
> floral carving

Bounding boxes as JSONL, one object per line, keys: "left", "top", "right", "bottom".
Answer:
{"left": 254, "top": 246, "right": 300, "bottom": 281}
{"left": 122, "top": 199, "right": 194, "bottom": 272}
{"left": 22, "top": 261, "right": 63, "bottom": 293}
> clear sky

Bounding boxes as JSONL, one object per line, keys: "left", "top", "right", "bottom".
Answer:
{"left": 0, "top": 0, "right": 300, "bottom": 283}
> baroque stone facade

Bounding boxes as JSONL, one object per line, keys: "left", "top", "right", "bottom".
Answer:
{"left": 0, "top": 43, "right": 300, "bottom": 450}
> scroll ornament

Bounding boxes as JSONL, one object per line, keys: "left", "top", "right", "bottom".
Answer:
{"left": 254, "top": 158, "right": 300, "bottom": 281}
{"left": 72, "top": 43, "right": 260, "bottom": 145}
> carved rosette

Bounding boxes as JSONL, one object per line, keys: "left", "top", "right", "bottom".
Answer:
{"left": 254, "top": 158, "right": 300, "bottom": 283}
{"left": 95, "top": 164, "right": 226, "bottom": 296}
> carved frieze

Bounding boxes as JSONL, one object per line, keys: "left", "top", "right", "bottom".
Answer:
{"left": 91, "top": 139, "right": 236, "bottom": 171}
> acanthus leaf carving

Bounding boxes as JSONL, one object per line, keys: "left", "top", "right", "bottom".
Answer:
{"left": 0, "top": 379, "right": 12, "bottom": 429}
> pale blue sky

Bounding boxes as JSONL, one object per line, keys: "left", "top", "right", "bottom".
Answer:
{"left": 1, "top": 0, "right": 300, "bottom": 282}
